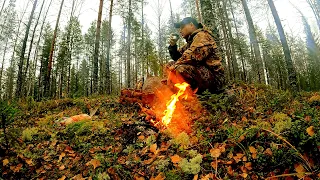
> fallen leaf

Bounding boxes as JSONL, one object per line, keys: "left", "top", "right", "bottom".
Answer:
{"left": 305, "top": 116, "right": 311, "bottom": 121}
{"left": 249, "top": 146, "right": 258, "bottom": 159}
{"left": 143, "top": 157, "right": 156, "bottom": 165}
{"left": 240, "top": 166, "right": 247, "bottom": 173}
{"left": 86, "top": 159, "right": 101, "bottom": 169}
{"left": 193, "top": 174, "right": 199, "bottom": 180}
{"left": 138, "top": 135, "right": 145, "bottom": 140}
{"left": 69, "top": 153, "right": 76, "bottom": 157}
{"left": 242, "top": 116, "right": 248, "bottom": 121}
{"left": 251, "top": 174, "right": 259, "bottom": 180}
{"left": 26, "top": 159, "right": 33, "bottom": 166}
{"left": 117, "top": 156, "right": 127, "bottom": 165}
{"left": 51, "top": 140, "right": 58, "bottom": 147}
{"left": 58, "top": 175, "right": 66, "bottom": 180}
{"left": 225, "top": 160, "right": 233, "bottom": 164}
{"left": 10, "top": 163, "right": 23, "bottom": 173}
{"left": 59, "top": 165, "right": 65, "bottom": 170}
{"left": 36, "top": 167, "right": 46, "bottom": 174}
{"left": 245, "top": 162, "right": 252, "bottom": 170}
{"left": 233, "top": 153, "right": 244, "bottom": 163}
{"left": 201, "top": 173, "right": 213, "bottom": 180}
{"left": 210, "top": 148, "right": 221, "bottom": 158}
{"left": 58, "top": 152, "right": 66, "bottom": 162}
{"left": 227, "top": 166, "right": 234, "bottom": 176}
{"left": 72, "top": 174, "right": 85, "bottom": 180}
{"left": 306, "top": 126, "right": 315, "bottom": 136}
{"left": 107, "top": 167, "right": 121, "bottom": 180}
{"left": 44, "top": 164, "right": 53, "bottom": 170}
{"left": 264, "top": 148, "right": 273, "bottom": 156}
{"left": 242, "top": 156, "right": 247, "bottom": 162}
{"left": 249, "top": 146, "right": 257, "bottom": 154}
{"left": 65, "top": 146, "right": 75, "bottom": 154}
{"left": 241, "top": 173, "right": 248, "bottom": 178}
{"left": 252, "top": 153, "right": 257, "bottom": 159}
{"left": 150, "top": 172, "right": 165, "bottom": 180}
{"left": 134, "top": 175, "right": 145, "bottom": 180}
{"left": 159, "top": 142, "right": 170, "bottom": 152}
{"left": 150, "top": 144, "right": 158, "bottom": 154}
{"left": 3, "top": 159, "right": 9, "bottom": 166}
{"left": 238, "top": 135, "right": 245, "bottom": 142}
{"left": 170, "top": 154, "right": 182, "bottom": 164}
{"left": 210, "top": 159, "right": 221, "bottom": 170}
{"left": 294, "top": 163, "right": 306, "bottom": 178}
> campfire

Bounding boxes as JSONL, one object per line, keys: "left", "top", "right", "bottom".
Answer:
{"left": 120, "top": 78, "right": 201, "bottom": 134}
{"left": 161, "top": 82, "right": 190, "bottom": 126}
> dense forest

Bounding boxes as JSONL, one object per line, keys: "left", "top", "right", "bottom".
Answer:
{"left": 0, "top": 0, "right": 319, "bottom": 100}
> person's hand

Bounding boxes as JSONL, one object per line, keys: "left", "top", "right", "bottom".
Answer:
{"left": 168, "top": 65, "right": 175, "bottom": 71}
{"left": 168, "top": 33, "right": 179, "bottom": 46}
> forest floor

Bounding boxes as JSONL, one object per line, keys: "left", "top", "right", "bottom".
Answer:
{"left": 1, "top": 83, "right": 320, "bottom": 180}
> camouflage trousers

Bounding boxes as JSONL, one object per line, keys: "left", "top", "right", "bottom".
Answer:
{"left": 164, "top": 62, "right": 225, "bottom": 94}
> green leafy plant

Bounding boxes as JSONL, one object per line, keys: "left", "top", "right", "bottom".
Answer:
{"left": 0, "top": 101, "right": 18, "bottom": 150}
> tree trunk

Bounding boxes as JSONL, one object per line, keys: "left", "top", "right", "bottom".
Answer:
{"left": 106, "top": 0, "right": 114, "bottom": 94}
{"left": 93, "top": 0, "right": 103, "bottom": 93}
{"left": 141, "top": 0, "right": 145, "bottom": 78}
{"left": 0, "top": 0, "right": 6, "bottom": 17}
{"left": 168, "top": 0, "right": 174, "bottom": 28}
{"left": 223, "top": 0, "right": 238, "bottom": 80}
{"left": 30, "top": 0, "right": 53, "bottom": 97}
{"left": 229, "top": 0, "right": 246, "bottom": 81}
{"left": 126, "top": 0, "right": 132, "bottom": 88}
{"left": 294, "top": 4, "right": 320, "bottom": 90}
{"left": 25, "top": 0, "right": 46, "bottom": 97}
{"left": 267, "top": 0, "right": 298, "bottom": 91}
{"left": 7, "top": 1, "right": 30, "bottom": 100}
{"left": 306, "top": 0, "right": 320, "bottom": 31}
{"left": 46, "top": 0, "right": 64, "bottom": 97}
{"left": 195, "top": 0, "right": 202, "bottom": 23}
{"left": 241, "top": 0, "right": 265, "bottom": 83}
{"left": 0, "top": 39, "right": 9, "bottom": 97}
{"left": 16, "top": 0, "right": 38, "bottom": 98}
{"left": 67, "top": 0, "right": 76, "bottom": 97}
{"left": 218, "top": 1, "right": 232, "bottom": 81}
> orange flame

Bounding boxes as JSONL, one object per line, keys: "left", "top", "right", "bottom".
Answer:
{"left": 161, "top": 82, "right": 190, "bottom": 126}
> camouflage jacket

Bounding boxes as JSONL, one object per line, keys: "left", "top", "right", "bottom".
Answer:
{"left": 168, "top": 27, "right": 224, "bottom": 74}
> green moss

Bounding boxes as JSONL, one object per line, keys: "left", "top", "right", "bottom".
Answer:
{"left": 65, "top": 121, "right": 105, "bottom": 137}
{"left": 22, "top": 127, "right": 38, "bottom": 141}
{"left": 188, "top": 150, "right": 198, "bottom": 158}
{"left": 178, "top": 154, "right": 202, "bottom": 175}
{"left": 165, "top": 170, "right": 183, "bottom": 180}
{"left": 95, "top": 172, "right": 110, "bottom": 180}
{"left": 171, "top": 132, "right": 190, "bottom": 149}
{"left": 155, "top": 159, "right": 170, "bottom": 172}
{"left": 272, "top": 113, "right": 292, "bottom": 134}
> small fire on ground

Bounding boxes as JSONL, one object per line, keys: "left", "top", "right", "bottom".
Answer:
{"left": 161, "top": 82, "right": 190, "bottom": 126}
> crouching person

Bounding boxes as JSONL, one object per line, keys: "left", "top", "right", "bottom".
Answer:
{"left": 164, "top": 17, "right": 226, "bottom": 94}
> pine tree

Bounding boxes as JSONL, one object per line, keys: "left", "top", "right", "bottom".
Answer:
{"left": 16, "top": 0, "right": 38, "bottom": 98}
{"left": 267, "top": 0, "right": 298, "bottom": 91}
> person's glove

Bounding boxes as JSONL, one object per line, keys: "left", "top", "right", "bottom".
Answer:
{"left": 168, "top": 33, "right": 179, "bottom": 46}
